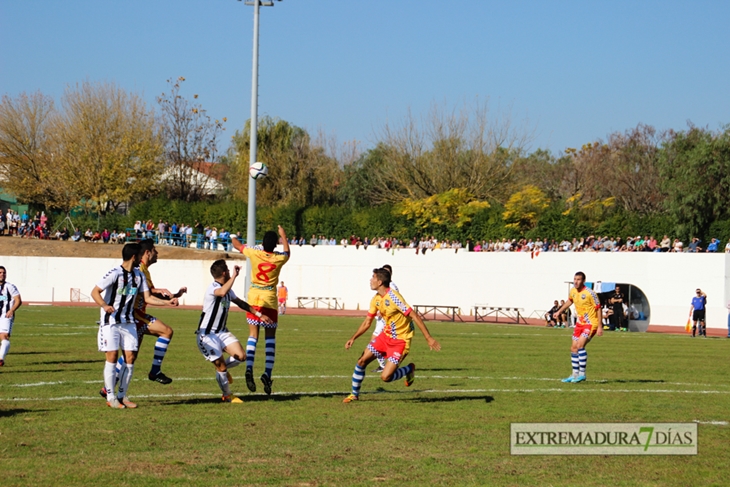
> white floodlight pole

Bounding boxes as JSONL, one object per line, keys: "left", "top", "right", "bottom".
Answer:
{"left": 242, "top": 0, "right": 276, "bottom": 297}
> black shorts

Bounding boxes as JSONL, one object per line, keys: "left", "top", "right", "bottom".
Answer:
{"left": 692, "top": 309, "right": 705, "bottom": 322}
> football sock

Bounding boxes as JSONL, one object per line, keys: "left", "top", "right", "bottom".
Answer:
{"left": 150, "top": 337, "right": 171, "bottom": 375}
{"left": 387, "top": 363, "right": 413, "bottom": 382}
{"left": 225, "top": 356, "right": 241, "bottom": 368}
{"left": 104, "top": 361, "right": 117, "bottom": 401}
{"left": 216, "top": 370, "right": 231, "bottom": 396}
{"left": 351, "top": 364, "right": 365, "bottom": 396}
{"left": 264, "top": 337, "right": 276, "bottom": 378}
{"left": 245, "top": 337, "right": 257, "bottom": 371}
{"left": 0, "top": 339, "right": 10, "bottom": 360}
{"left": 115, "top": 356, "right": 124, "bottom": 385}
{"left": 117, "top": 364, "right": 134, "bottom": 399}
{"left": 377, "top": 357, "right": 386, "bottom": 368}
{"left": 571, "top": 352, "right": 579, "bottom": 377}
{"left": 578, "top": 348, "right": 587, "bottom": 375}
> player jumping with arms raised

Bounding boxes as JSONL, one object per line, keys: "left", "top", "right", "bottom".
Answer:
{"left": 231, "top": 225, "right": 290, "bottom": 395}
{"left": 552, "top": 271, "right": 605, "bottom": 383}
{"left": 196, "top": 260, "right": 272, "bottom": 403}
{"left": 343, "top": 267, "right": 441, "bottom": 403}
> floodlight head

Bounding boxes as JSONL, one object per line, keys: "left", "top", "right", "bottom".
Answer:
{"left": 242, "top": 0, "right": 276, "bottom": 5}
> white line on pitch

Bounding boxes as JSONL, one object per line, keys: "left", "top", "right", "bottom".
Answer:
{"left": 3, "top": 387, "right": 730, "bottom": 403}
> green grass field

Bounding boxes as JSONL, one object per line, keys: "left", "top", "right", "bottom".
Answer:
{"left": 1, "top": 306, "right": 729, "bottom": 486}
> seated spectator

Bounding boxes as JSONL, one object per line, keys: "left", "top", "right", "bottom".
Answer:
{"left": 83, "top": 228, "right": 93, "bottom": 242}
{"left": 725, "top": 240, "right": 730, "bottom": 253}
{"left": 59, "top": 227, "right": 70, "bottom": 241}
{"left": 706, "top": 238, "right": 719, "bottom": 253}
{"left": 91, "top": 231, "right": 101, "bottom": 242}
{"left": 71, "top": 229, "right": 82, "bottom": 242}
{"left": 545, "top": 300, "right": 560, "bottom": 327}
{"left": 688, "top": 237, "right": 702, "bottom": 253}
{"left": 673, "top": 239, "right": 683, "bottom": 252}
{"left": 101, "top": 228, "right": 110, "bottom": 244}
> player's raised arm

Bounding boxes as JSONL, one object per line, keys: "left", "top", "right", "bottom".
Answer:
{"left": 278, "top": 225, "right": 290, "bottom": 255}
{"left": 345, "top": 315, "right": 375, "bottom": 349}
{"left": 214, "top": 264, "right": 240, "bottom": 297}
{"left": 411, "top": 312, "right": 441, "bottom": 351}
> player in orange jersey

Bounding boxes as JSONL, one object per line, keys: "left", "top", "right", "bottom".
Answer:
{"left": 342, "top": 267, "right": 441, "bottom": 403}
{"left": 553, "top": 271, "right": 608, "bottom": 383}
{"left": 231, "top": 226, "right": 290, "bottom": 395}
{"left": 277, "top": 281, "right": 288, "bottom": 315}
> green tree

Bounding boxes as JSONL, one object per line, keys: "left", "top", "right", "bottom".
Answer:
{"left": 658, "top": 126, "right": 730, "bottom": 239}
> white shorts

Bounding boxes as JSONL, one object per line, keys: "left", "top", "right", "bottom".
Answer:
{"left": 0, "top": 318, "right": 13, "bottom": 335}
{"left": 197, "top": 331, "right": 239, "bottom": 362}
{"left": 373, "top": 317, "right": 386, "bottom": 337}
{"left": 98, "top": 323, "right": 139, "bottom": 352}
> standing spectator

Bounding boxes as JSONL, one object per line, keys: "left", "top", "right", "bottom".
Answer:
{"left": 690, "top": 289, "right": 707, "bottom": 337}
{"left": 209, "top": 227, "right": 218, "bottom": 250}
{"left": 609, "top": 287, "right": 627, "bottom": 332}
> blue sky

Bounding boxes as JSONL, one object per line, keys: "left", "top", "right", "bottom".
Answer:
{"left": 1, "top": 0, "right": 728, "bottom": 157}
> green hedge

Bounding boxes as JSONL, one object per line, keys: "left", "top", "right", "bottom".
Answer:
{"left": 49, "top": 198, "right": 706, "bottom": 244}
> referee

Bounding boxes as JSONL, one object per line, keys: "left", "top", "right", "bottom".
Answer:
{"left": 690, "top": 289, "right": 707, "bottom": 337}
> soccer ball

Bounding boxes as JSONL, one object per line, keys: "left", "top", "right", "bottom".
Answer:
{"left": 249, "top": 162, "right": 268, "bottom": 180}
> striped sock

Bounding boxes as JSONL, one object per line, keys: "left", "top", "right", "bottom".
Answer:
{"left": 351, "top": 364, "right": 365, "bottom": 396}
{"left": 150, "top": 337, "right": 171, "bottom": 375}
{"left": 571, "top": 353, "right": 579, "bottom": 377}
{"left": 114, "top": 356, "right": 124, "bottom": 386}
{"left": 387, "top": 363, "right": 413, "bottom": 382}
{"left": 216, "top": 370, "right": 231, "bottom": 396}
{"left": 264, "top": 337, "right": 276, "bottom": 378}
{"left": 246, "top": 337, "right": 257, "bottom": 371}
{"left": 117, "top": 364, "right": 134, "bottom": 399}
{"left": 578, "top": 348, "right": 587, "bottom": 375}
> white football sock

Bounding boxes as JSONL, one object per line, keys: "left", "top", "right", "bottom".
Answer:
{"left": 117, "top": 364, "right": 134, "bottom": 399}
{"left": 0, "top": 339, "right": 10, "bottom": 360}
{"left": 104, "top": 361, "right": 117, "bottom": 401}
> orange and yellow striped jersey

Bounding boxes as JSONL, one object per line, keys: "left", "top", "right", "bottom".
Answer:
{"left": 569, "top": 285, "right": 601, "bottom": 329}
{"left": 241, "top": 245, "right": 290, "bottom": 309}
{"left": 367, "top": 288, "right": 415, "bottom": 341}
{"left": 134, "top": 262, "right": 155, "bottom": 312}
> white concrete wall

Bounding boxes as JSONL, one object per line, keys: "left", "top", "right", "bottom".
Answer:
{"left": 2, "top": 247, "right": 729, "bottom": 330}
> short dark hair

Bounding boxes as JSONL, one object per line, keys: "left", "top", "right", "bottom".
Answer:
{"left": 262, "top": 231, "right": 278, "bottom": 252}
{"left": 575, "top": 271, "right": 586, "bottom": 281}
{"left": 122, "top": 243, "right": 140, "bottom": 262}
{"left": 210, "top": 259, "right": 228, "bottom": 278}
{"left": 138, "top": 238, "right": 155, "bottom": 255}
{"left": 372, "top": 268, "right": 391, "bottom": 288}
{"left": 382, "top": 264, "right": 393, "bottom": 276}
{"left": 0, "top": 266, "right": 5, "bottom": 272}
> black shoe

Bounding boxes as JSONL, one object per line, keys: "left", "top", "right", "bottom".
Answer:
{"left": 261, "top": 373, "right": 273, "bottom": 395}
{"left": 148, "top": 371, "right": 173, "bottom": 384}
{"left": 245, "top": 368, "right": 256, "bottom": 392}
{"left": 99, "top": 387, "right": 108, "bottom": 399}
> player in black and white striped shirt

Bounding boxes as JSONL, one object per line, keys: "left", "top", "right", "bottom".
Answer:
{"left": 197, "top": 259, "right": 271, "bottom": 403}
{"left": 0, "top": 266, "right": 22, "bottom": 367}
{"left": 91, "top": 243, "right": 180, "bottom": 409}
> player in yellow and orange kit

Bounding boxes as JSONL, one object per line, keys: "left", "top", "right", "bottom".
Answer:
{"left": 342, "top": 267, "right": 441, "bottom": 403}
{"left": 231, "top": 226, "right": 289, "bottom": 395}
{"left": 553, "top": 271, "right": 610, "bottom": 383}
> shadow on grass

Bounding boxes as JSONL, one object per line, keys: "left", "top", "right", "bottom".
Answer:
{"left": 417, "top": 368, "right": 469, "bottom": 372}
{"left": 162, "top": 392, "right": 340, "bottom": 405}
{"left": 406, "top": 395, "right": 495, "bottom": 404}
{"left": 12, "top": 351, "right": 57, "bottom": 355}
{"left": 0, "top": 408, "right": 49, "bottom": 417}
{"left": 36, "top": 359, "right": 101, "bottom": 365}
{"left": 3, "top": 368, "right": 92, "bottom": 374}
{"left": 603, "top": 379, "right": 666, "bottom": 384}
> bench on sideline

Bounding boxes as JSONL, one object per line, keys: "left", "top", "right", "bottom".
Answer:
{"left": 297, "top": 297, "right": 344, "bottom": 310}
{"left": 474, "top": 306, "right": 527, "bottom": 324}
{"left": 413, "top": 305, "right": 463, "bottom": 322}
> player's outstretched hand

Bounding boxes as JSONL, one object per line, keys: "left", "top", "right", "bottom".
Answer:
{"left": 278, "top": 225, "right": 286, "bottom": 237}
{"left": 427, "top": 337, "right": 441, "bottom": 351}
{"left": 169, "top": 298, "right": 180, "bottom": 307}
{"left": 260, "top": 314, "right": 273, "bottom": 325}
{"left": 177, "top": 287, "right": 188, "bottom": 297}
{"left": 158, "top": 288, "right": 173, "bottom": 298}
{"left": 233, "top": 265, "right": 241, "bottom": 278}
{"left": 345, "top": 338, "right": 355, "bottom": 350}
